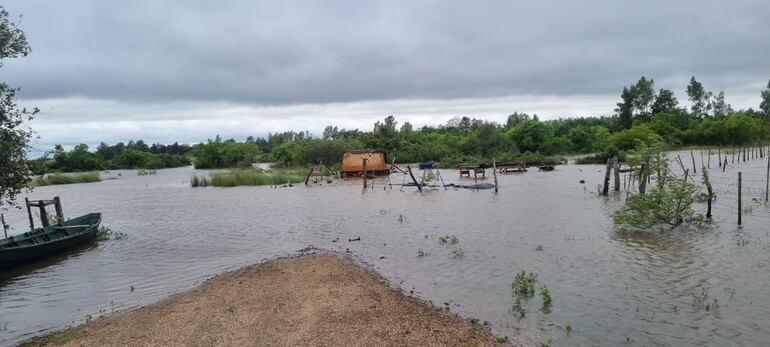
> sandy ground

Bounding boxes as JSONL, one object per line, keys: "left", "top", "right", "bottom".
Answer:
{"left": 24, "top": 253, "right": 512, "bottom": 346}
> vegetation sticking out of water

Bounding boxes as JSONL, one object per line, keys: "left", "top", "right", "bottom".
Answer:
{"left": 31, "top": 172, "right": 101, "bottom": 186}
{"left": 191, "top": 169, "right": 307, "bottom": 187}
{"left": 96, "top": 225, "right": 127, "bottom": 240}
{"left": 136, "top": 169, "right": 157, "bottom": 176}
{"left": 511, "top": 271, "right": 554, "bottom": 318}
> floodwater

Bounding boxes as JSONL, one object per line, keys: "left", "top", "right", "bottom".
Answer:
{"left": 1, "top": 154, "right": 769, "bottom": 346}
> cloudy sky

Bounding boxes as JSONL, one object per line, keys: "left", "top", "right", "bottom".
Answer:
{"left": 2, "top": 1, "right": 769, "bottom": 151}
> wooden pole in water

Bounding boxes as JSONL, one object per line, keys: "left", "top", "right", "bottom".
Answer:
{"left": 707, "top": 148, "right": 711, "bottom": 169}
{"left": 53, "top": 196, "right": 64, "bottom": 222}
{"left": 407, "top": 165, "right": 422, "bottom": 193}
{"left": 25, "top": 197, "right": 34, "bottom": 231}
{"left": 738, "top": 171, "right": 742, "bottom": 226}
{"left": 704, "top": 171, "right": 713, "bottom": 220}
{"left": 1, "top": 213, "right": 7, "bottom": 239}
{"left": 602, "top": 157, "right": 612, "bottom": 196}
{"left": 473, "top": 167, "right": 479, "bottom": 192}
{"left": 743, "top": 147, "right": 747, "bottom": 162}
{"left": 690, "top": 151, "right": 697, "bottom": 174}
{"left": 437, "top": 163, "right": 447, "bottom": 191}
{"left": 700, "top": 150, "right": 704, "bottom": 169}
{"left": 492, "top": 159, "right": 499, "bottom": 193}
{"left": 765, "top": 155, "right": 770, "bottom": 202}
{"left": 362, "top": 158, "right": 368, "bottom": 189}
{"left": 638, "top": 164, "right": 647, "bottom": 194}
{"left": 613, "top": 157, "right": 621, "bottom": 192}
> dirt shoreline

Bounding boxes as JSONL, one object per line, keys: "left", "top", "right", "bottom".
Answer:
{"left": 23, "top": 252, "right": 515, "bottom": 346}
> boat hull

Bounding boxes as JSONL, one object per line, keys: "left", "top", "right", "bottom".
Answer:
{"left": 0, "top": 213, "right": 101, "bottom": 269}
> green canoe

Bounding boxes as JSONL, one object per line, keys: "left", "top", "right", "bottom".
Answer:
{"left": 0, "top": 213, "right": 102, "bottom": 269}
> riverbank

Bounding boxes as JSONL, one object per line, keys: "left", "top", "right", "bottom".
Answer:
{"left": 22, "top": 253, "right": 509, "bottom": 346}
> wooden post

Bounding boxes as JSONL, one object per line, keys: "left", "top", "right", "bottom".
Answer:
{"left": 407, "top": 165, "right": 422, "bottom": 193}
{"left": 638, "top": 164, "right": 647, "bottom": 194}
{"left": 1, "top": 213, "right": 7, "bottom": 239}
{"left": 700, "top": 150, "right": 704, "bottom": 169}
{"left": 723, "top": 157, "right": 727, "bottom": 172}
{"left": 25, "top": 197, "right": 34, "bottom": 231}
{"left": 613, "top": 157, "right": 621, "bottom": 192}
{"left": 766, "top": 155, "right": 770, "bottom": 202}
{"left": 602, "top": 157, "right": 613, "bottom": 196}
{"left": 53, "top": 196, "right": 64, "bottom": 222}
{"left": 305, "top": 167, "right": 313, "bottom": 185}
{"left": 704, "top": 171, "right": 713, "bottom": 220}
{"left": 362, "top": 158, "right": 368, "bottom": 189}
{"left": 743, "top": 147, "right": 747, "bottom": 162}
{"left": 707, "top": 148, "right": 711, "bottom": 169}
{"left": 473, "top": 167, "right": 479, "bottom": 192}
{"left": 436, "top": 163, "right": 447, "bottom": 191}
{"left": 738, "top": 172, "right": 742, "bottom": 226}
{"left": 718, "top": 147, "right": 721, "bottom": 167}
{"left": 732, "top": 150, "right": 735, "bottom": 164}
{"left": 39, "top": 204, "right": 49, "bottom": 228}
{"left": 492, "top": 159, "right": 499, "bottom": 193}
{"left": 690, "top": 151, "right": 697, "bottom": 174}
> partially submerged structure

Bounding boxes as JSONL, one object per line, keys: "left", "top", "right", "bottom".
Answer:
{"left": 341, "top": 149, "right": 389, "bottom": 177}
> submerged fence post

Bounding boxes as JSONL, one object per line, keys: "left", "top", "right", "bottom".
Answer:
{"left": 492, "top": 159, "right": 498, "bottom": 193}
{"left": 53, "top": 196, "right": 64, "bottom": 222}
{"left": 690, "top": 151, "right": 697, "bottom": 174}
{"left": 362, "top": 158, "right": 368, "bottom": 189}
{"left": 638, "top": 163, "right": 647, "bottom": 194}
{"left": 407, "top": 165, "right": 422, "bottom": 193}
{"left": 25, "top": 197, "right": 34, "bottom": 231}
{"left": 602, "top": 157, "right": 613, "bottom": 196}
{"left": 613, "top": 157, "right": 621, "bottom": 192}
{"left": 738, "top": 172, "right": 742, "bottom": 226}
{"left": 766, "top": 156, "right": 770, "bottom": 202}
{"left": 1, "top": 213, "right": 7, "bottom": 239}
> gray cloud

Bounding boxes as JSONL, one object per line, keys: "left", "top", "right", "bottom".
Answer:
{"left": 2, "top": 1, "right": 770, "bottom": 149}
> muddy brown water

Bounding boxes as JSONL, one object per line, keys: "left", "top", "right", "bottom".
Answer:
{"left": 1, "top": 155, "right": 769, "bottom": 346}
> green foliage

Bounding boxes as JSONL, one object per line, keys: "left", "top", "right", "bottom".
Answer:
{"left": 31, "top": 172, "right": 101, "bottom": 186}
{"left": 0, "top": 7, "right": 38, "bottom": 209}
{"left": 46, "top": 142, "right": 190, "bottom": 172}
{"left": 202, "top": 169, "right": 306, "bottom": 187}
{"left": 190, "top": 174, "right": 210, "bottom": 187}
{"left": 438, "top": 234, "right": 459, "bottom": 245}
{"left": 96, "top": 225, "right": 126, "bottom": 240}
{"left": 761, "top": 79, "right": 770, "bottom": 116}
{"left": 511, "top": 271, "right": 538, "bottom": 296}
{"left": 540, "top": 284, "right": 552, "bottom": 307}
{"left": 613, "top": 175, "right": 702, "bottom": 228}
{"left": 192, "top": 138, "right": 262, "bottom": 169}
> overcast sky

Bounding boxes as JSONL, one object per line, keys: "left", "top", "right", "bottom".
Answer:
{"left": 2, "top": 1, "right": 769, "bottom": 151}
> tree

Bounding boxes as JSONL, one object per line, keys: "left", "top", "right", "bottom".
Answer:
{"left": 760, "top": 79, "right": 770, "bottom": 116}
{"left": 686, "top": 77, "right": 712, "bottom": 117}
{"left": 1, "top": 7, "right": 38, "bottom": 209}
{"left": 711, "top": 91, "right": 732, "bottom": 117}
{"left": 651, "top": 88, "right": 679, "bottom": 114}
{"left": 616, "top": 87, "right": 635, "bottom": 129}
{"left": 630, "top": 76, "right": 655, "bottom": 121}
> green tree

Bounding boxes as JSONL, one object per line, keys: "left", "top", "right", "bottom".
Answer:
{"left": 686, "top": 77, "right": 712, "bottom": 117}
{"left": 615, "top": 87, "right": 635, "bottom": 129}
{"left": 711, "top": 91, "right": 732, "bottom": 117}
{"left": 651, "top": 88, "right": 679, "bottom": 114}
{"left": 1, "top": 7, "right": 38, "bottom": 209}
{"left": 760, "top": 79, "right": 770, "bottom": 116}
{"left": 631, "top": 76, "right": 655, "bottom": 121}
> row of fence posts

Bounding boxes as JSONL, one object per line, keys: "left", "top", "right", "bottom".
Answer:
{"left": 602, "top": 145, "right": 770, "bottom": 226}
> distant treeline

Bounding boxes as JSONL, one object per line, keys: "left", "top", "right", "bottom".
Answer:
{"left": 192, "top": 77, "right": 770, "bottom": 168}
{"left": 40, "top": 140, "right": 192, "bottom": 172}
{"left": 45, "top": 76, "right": 770, "bottom": 171}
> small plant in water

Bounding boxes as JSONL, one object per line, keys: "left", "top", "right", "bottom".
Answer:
{"left": 438, "top": 234, "right": 459, "bottom": 245}
{"left": 511, "top": 271, "right": 538, "bottom": 296}
{"left": 416, "top": 249, "right": 428, "bottom": 257}
{"left": 540, "top": 284, "right": 552, "bottom": 308}
{"left": 565, "top": 323, "right": 572, "bottom": 336}
{"left": 535, "top": 244, "right": 544, "bottom": 251}
{"left": 96, "top": 225, "right": 127, "bottom": 240}
{"left": 451, "top": 247, "right": 464, "bottom": 258}
{"left": 512, "top": 297, "right": 526, "bottom": 318}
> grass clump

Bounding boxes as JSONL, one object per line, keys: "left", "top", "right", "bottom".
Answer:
{"left": 209, "top": 169, "right": 306, "bottom": 187}
{"left": 31, "top": 172, "right": 101, "bottom": 186}
{"left": 540, "top": 284, "right": 552, "bottom": 308}
{"left": 96, "top": 225, "right": 126, "bottom": 240}
{"left": 511, "top": 271, "right": 538, "bottom": 296}
{"left": 190, "top": 174, "right": 210, "bottom": 187}
{"left": 438, "top": 235, "right": 459, "bottom": 245}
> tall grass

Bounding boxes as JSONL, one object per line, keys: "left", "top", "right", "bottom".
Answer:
{"left": 190, "top": 174, "right": 210, "bottom": 187}
{"left": 32, "top": 172, "right": 101, "bottom": 186}
{"left": 191, "top": 169, "right": 306, "bottom": 187}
